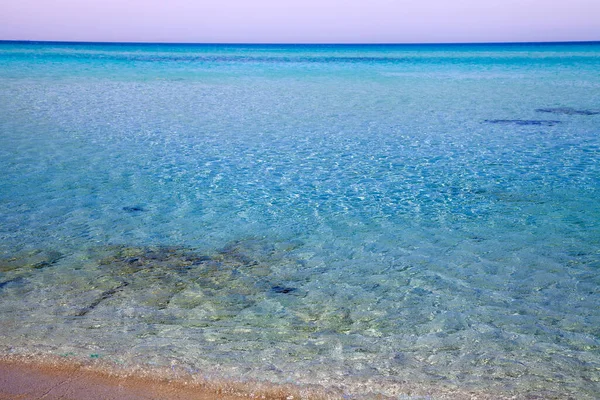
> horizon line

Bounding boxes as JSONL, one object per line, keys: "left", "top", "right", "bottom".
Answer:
{"left": 1, "top": 39, "right": 599, "bottom": 46}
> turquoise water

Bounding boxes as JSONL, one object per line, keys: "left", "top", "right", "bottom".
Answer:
{"left": 1, "top": 41, "right": 599, "bottom": 398}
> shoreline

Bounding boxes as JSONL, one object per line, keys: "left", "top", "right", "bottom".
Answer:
{"left": 0, "top": 355, "right": 334, "bottom": 400}
{"left": 0, "top": 354, "right": 524, "bottom": 400}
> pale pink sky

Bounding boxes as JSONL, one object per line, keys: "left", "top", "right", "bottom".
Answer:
{"left": 1, "top": 0, "right": 599, "bottom": 43}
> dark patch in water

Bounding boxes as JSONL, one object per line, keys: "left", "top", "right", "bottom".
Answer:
{"left": 271, "top": 285, "right": 297, "bottom": 294}
{"left": 536, "top": 107, "right": 600, "bottom": 116}
{"left": 189, "top": 255, "right": 212, "bottom": 265}
{"left": 88, "top": 242, "right": 278, "bottom": 313}
{"left": 123, "top": 206, "right": 145, "bottom": 213}
{"left": 74, "top": 281, "right": 130, "bottom": 317}
{"left": 484, "top": 119, "right": 561, "bottom": 126}
{"left": 0, "top": 250, "right": 63, "bottom": 273}
{"left": 99, "top": 246, "right": 213, "bottom": 275}
{"left": 0, "top": 277, "right": 25, "bottom": 290}
{"left": 66, "top": 240, "right": 304, "bottom": 319}
{"left": 218, "top": 241, "right": 259, "bottom": 266}
{"left": 469, "top": 236, "right": 486, "bottom": 242}
{"left": 393, "top": 352, "right": 407, "bottom": 364}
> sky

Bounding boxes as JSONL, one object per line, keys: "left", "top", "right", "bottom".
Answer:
{"left": 1, "top": 0, "right": 599, "bottom": 44}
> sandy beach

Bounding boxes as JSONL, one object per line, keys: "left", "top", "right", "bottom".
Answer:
{"left": 0, "top": 355, "right": 525, "bottom": 400}
{"left": 0, "top": 360, "right": 244, "bottom": 400}
{"left": 0, "top": 356, "right": 317, "bottom": 400}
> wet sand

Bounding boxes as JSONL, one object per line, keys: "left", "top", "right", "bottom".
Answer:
{"left": 0, "top": 361, "right": 243, "bottom": 400}
{"left": 0, "top": 356, "right": 314, "bottom": 400}
{"left": 0, "top": 355, "right": 523, "bottom": 399}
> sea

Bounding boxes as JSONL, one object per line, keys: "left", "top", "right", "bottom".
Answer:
{"left": 0, "top": 41, "right": 599, "bottom": 399}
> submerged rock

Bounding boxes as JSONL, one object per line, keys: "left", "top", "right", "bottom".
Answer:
{"left": 0, "top": 249, "right": 63, "bottom": 272}
{"left": 78, "top": 241, "right": 282, "bottom": 318}
{"left": 2, "top": 240, "right": 311, "bottom": 335}
{"left": 98, "top": 245, "right": 212, "bottom": 275}
{"left": 0, "top": 276, "right": 25, "bottom": 290}
{"left": 122, "top": 206, "right": 146, "bottom": 212}
{"left": 0, "top": 250, "right": 63, "bottom": 293}
{"left": 535, "top": 107, "right": 600, "bottom": 116}
{"left": 271, "top": 285, "right": 297, "bottom": 294}
{"left": 74, "top": 281, "right": 130, "bottom": 317}
{"left": 484, "top": 119, "right": 561, "bottom": 126}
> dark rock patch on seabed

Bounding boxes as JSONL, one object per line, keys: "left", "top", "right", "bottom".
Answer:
{"left": 0, "top": 277, "right": 25, "bottom": 290}
{"left": 536, "top": 107, "right": 600, "bottom": 116}
{"left": 74, "top": 281, "right": 130, "bottom": 317}
{"left": 71, "top": 242, "right": 281, "bottom": 317}
{"left": 270, "top": 285, "right": 297, "bottom": 294}
{"left": 1, "top": 239, "right": 356, "bottom": 335}
{"left": 0, "top": 250, "right": 63, "bottom": 291}
{"left": 122, "top": 206, "right": 145, "bottom": 213}
{"left": 0, "top": 249, "right": 63, "bottom": 273}
{"left": 484, "top": 119, "right": 561, "bottom": 126}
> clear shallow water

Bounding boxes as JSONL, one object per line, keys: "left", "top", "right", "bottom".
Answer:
{"left": 0, "top": 41, "right": 599, "bottom": 398}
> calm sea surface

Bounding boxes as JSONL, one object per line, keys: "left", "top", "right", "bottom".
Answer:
{"left": 1, "top": 42, "right": 599, "bottom": 398}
